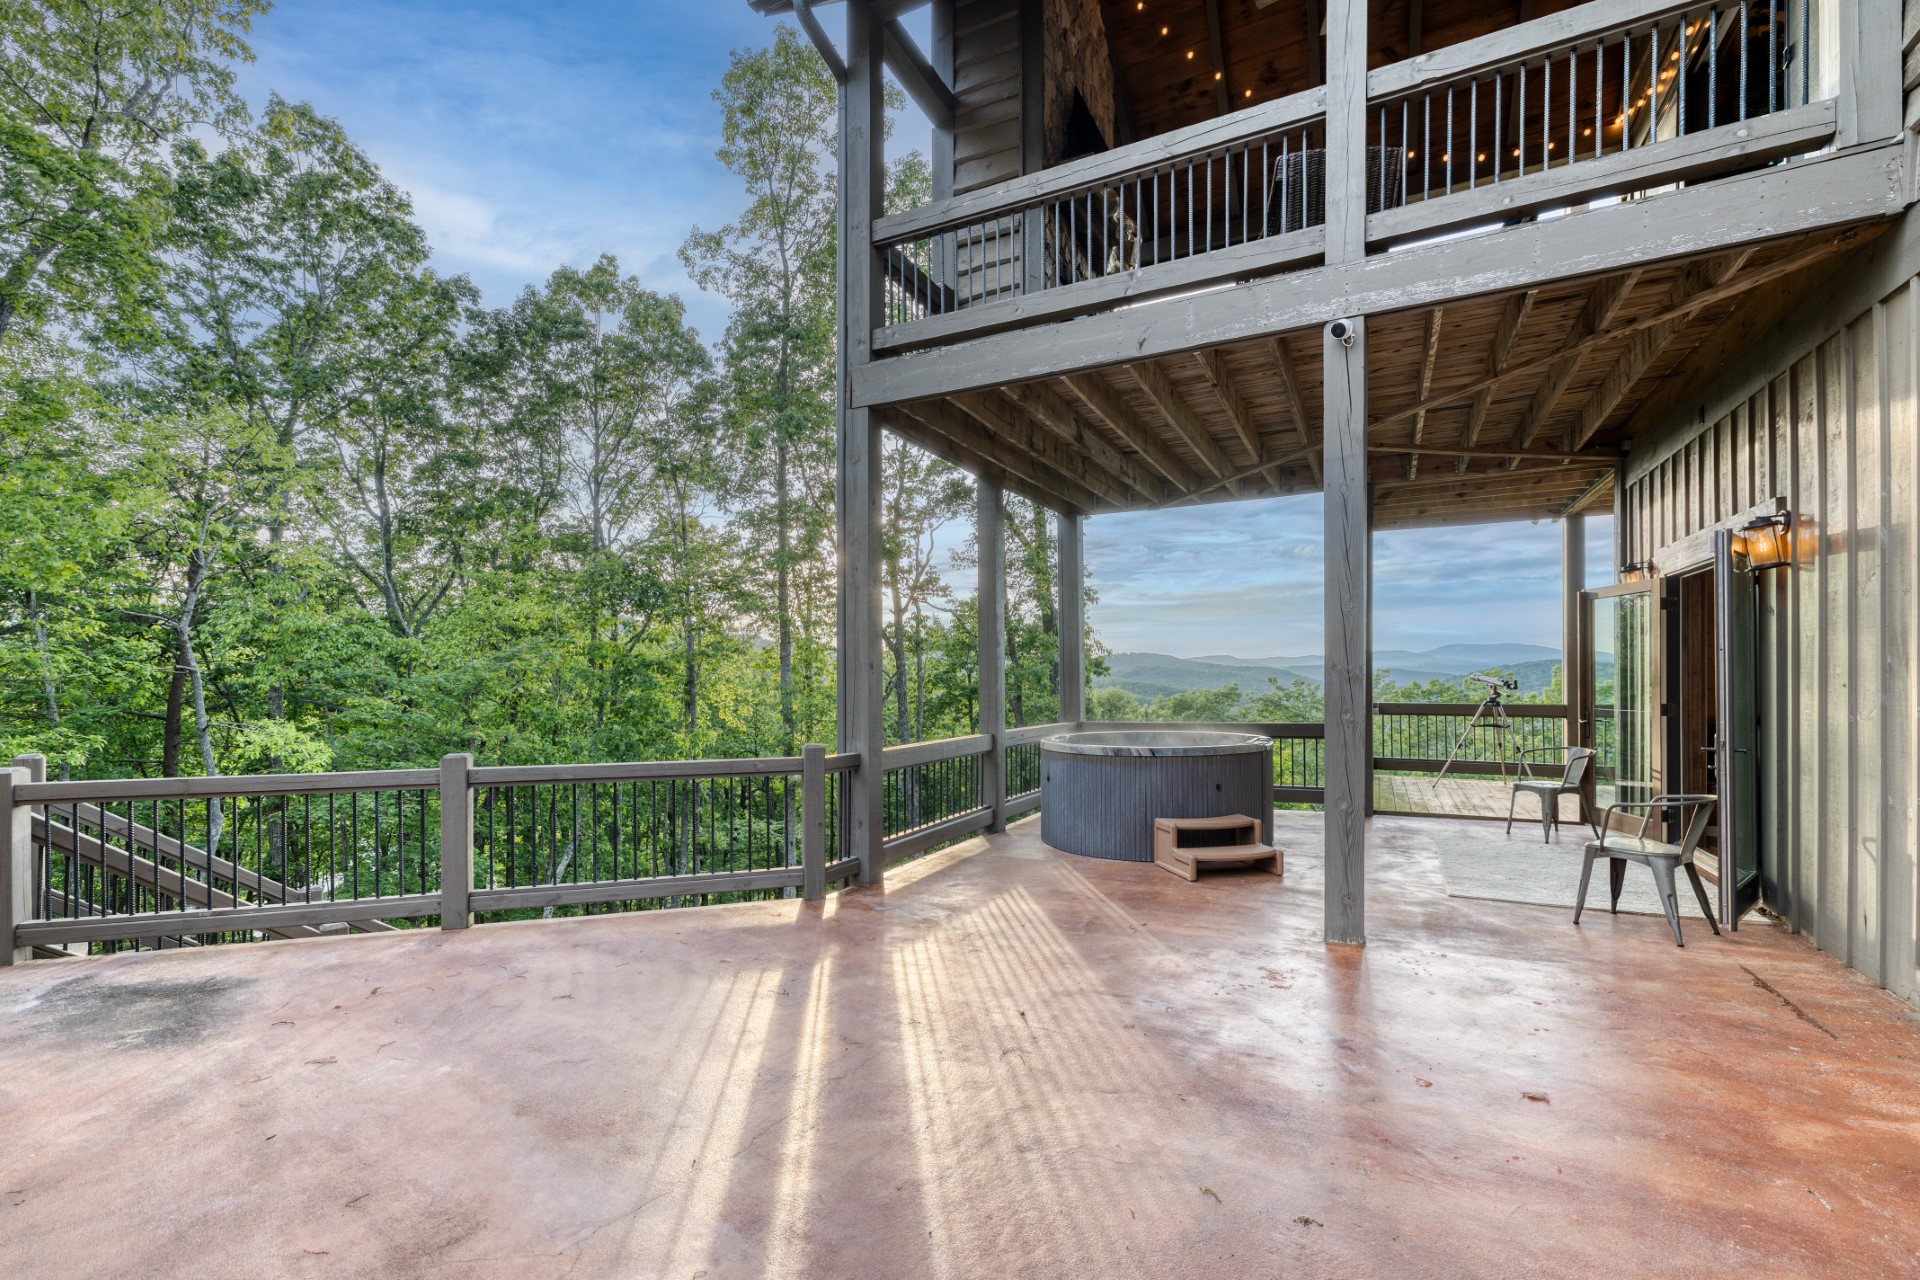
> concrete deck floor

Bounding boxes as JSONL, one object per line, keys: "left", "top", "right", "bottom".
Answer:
{"left": 4, "top": 813, "right": 1919, "bottom": 1279}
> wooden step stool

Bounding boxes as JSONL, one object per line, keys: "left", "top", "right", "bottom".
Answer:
{"left": 1152, "top": 814, "right": 1283, "bottom": 882}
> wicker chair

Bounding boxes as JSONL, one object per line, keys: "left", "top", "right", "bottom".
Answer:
{"left": 1573, "top": 794, "right": 1721, "bottom": 948}
{"left": 1505, "top": 746, "right": 1599, "bottom": 842}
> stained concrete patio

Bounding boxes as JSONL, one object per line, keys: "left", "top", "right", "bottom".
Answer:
{"left": 3, "top": 813, "right": 1919, "bottom": 1279}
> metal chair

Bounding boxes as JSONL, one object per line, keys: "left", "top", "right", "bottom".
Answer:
{"left": 1573, "top": 794, "right": 1721, "bottom": 948}
{"left": 1505, "top": 746, "right": 1600, "bottom": 842}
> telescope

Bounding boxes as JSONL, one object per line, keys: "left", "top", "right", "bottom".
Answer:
{"left": 1464, "top": 672, "right": 1519, "bottom": 692}
{"left": 1434, "top": 673, "right": 1519, "bottom": 785}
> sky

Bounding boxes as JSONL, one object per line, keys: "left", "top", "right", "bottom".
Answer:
{"left": 234, "top": 0, "right": 1611, "bottom": 662}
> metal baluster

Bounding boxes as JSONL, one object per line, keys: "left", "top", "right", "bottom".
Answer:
{"left": 1623, "top": 27, "right": 1632, "bottom": 148}
{"left": 1470, "top": 77, "right": 1478, "bottom": 188}
{"left": 1423, "top": 92, "right": 1431, "bottom": 198}
{"left": 1494, "top": 69, "right": 1502, "bottom": 183}
{"left": 1651, "top": 23, "right": 1660, "bottom": 142}
{"left": 1446, "top": 86, "right": 1454, "bottom": 192}
{"left": 1595, "top": 38, "right": 1603, "bottom": 157}
{"left": 1768, "top": 0, "right": 1776, "bottom": 114}
{"left": 1800, "top": 0, "right": 1808, "bottom": 106}
{"left": 1544, "top": 50, "right": 1553, "bottom": 169}
{"left": 1738, "top": 0, "right": 1749, "bottom": 120}
{"left": 1260, "top": 139, "right": 1270, "bottom": 235}
{"left": 1187, "top": 163, "right": 1194, "bottom": 258}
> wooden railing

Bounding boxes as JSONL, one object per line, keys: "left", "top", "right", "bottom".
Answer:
{"left": 2, "top": 749, "right": 857, "bottom": 960}
{"left": 871, "top": 0, "right": 1835, "bottom": 354}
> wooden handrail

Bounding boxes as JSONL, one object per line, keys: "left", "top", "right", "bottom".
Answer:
{"left": 880, "top": 734, "right": 992, "bottom": 770}
{"left": 1366, "top": 0, "right": 1702, "bottom": 99}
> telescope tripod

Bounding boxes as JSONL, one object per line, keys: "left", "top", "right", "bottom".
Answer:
{"left": 1432, "top": 690, "right": 1519, "bottom": 787}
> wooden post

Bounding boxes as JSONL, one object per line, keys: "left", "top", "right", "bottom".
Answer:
{"left": 930, "top": 0, "right": 953, "bottom": 202}
{"left": 1322, "top": 0, "right": 1368, "bottom": 265}
{"left": 1, "top": 764, "right": 33, "bottom": 965}
{"left": 1836, "top": 0, "right": 1900, "bottom": 147}
{"left": 1323, "top": 316, "right": 1369, "bottom": 946}
{"left": 802, "top": 743, "right": 828, "bottom": 900}
{"left": 1057, "top": 511, "right": 1086, "bottom": 725}
{"left": 439, "top": 753, "right": 474, "bottom": 930}
{"left": 978, "top": 478, "right": 1008, "bottom": 832}
{"left": 1562, "top": 512, "right": 1586, "bottom": 747}
{"left": 839, "top": 0, "right": 889, "bottom": 887}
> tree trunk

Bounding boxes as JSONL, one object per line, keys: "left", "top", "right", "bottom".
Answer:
{"left": 163, "top": 631, "right": 188, "bottom": 777}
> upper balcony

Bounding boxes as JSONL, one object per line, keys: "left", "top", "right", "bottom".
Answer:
{"left": 878, "top": 0, "right": 1869, "bottom": 357}
{"left": 843, "top": 0, "right": 1909, "bottom": 528}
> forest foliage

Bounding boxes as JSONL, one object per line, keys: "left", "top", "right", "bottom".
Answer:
{"left": 0, "top": 5, "right": 1094, "bottom": 781}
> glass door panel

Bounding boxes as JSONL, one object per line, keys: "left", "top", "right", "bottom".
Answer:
{"left": 1584, "top": 581, "right": 1660, "bottom": 820}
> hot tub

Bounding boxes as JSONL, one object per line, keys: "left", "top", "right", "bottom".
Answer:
{"left": 1040, "top": 730, "right": 1274, "bottom": 860}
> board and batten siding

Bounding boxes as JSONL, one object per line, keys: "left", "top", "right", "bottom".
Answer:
{"left": 1619, "top": 216, "right": 1920, "bottom": 1008}
{"left": 951, "top": 0, "right": 1023, "bottom": 195}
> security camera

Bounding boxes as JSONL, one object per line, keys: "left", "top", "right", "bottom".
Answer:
{"left": 1329, "top": 318, "right": 1354, "bottom": 346}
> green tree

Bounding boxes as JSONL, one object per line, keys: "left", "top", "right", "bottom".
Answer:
{"left": 0, "top": 0, "right": 265, "bottom": 343}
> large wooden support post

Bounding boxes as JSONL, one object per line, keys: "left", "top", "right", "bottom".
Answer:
{"left": 839, "top": 0, "right": 888, "bottom": 887}
{"left": 439, "top": 753, "right": 474, "bottom": 930}
{"left": 1, "top": 761, "right": 35, "bottom": 965}
{"left": 1322, "top": 0, "right": 1368, "bottom": 265}
{"left": 1323, "top": 317, "right": 1369, "bottom": 946}
{"left": 1057, "top": 512, "right": 1086, "bottom": 725}
{"left": 978, "top": 478, "right": 1008, "bottom": 833}
{"left": 802, "top": 743, "right": 828, "bottom": 900}
{"left": 1562, "top": 513, "right": 1585, "bottom": 748}
{"left": 1836, "top": 0, "right": 1900, "bottom": 147}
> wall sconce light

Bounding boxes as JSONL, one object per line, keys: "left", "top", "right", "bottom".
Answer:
{"left": 1618, "top": 560, "right": 1651, "bottom": 583}
{"left": 1736, "top": 511, "right": 1793, "bottom": 571}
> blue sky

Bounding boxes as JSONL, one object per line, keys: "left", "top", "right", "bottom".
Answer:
{"left": 235, "top": 0, "right": 1609, "bottom": 661}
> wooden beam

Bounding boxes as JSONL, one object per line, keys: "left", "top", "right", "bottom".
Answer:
{"left": 1408, "top": 306, "right": 1441, "bottom": 478}
{"left": 1372, "top": 462, "right": 1614, "bottom": 495}
{"left": 1569, "top": 251, "right": 1751, "bottom": 449}
{"left": 1058, "top": 514, "right": 1086, "bottom": 722}
{"left": 883, "top": 17, "right": 954, "bottom": 130}
{"left": 1375, "top": 442, "right": 1618, "bottom": 462}
{"left": 1322, "top": 315, "right": 1367, "bottom": 946}
{"left": 977, "top": 477, "right": 1007, "bottom": 832}
{"left": 1559, "top": 469, "right": 1615, "bottom": 518}
{"left": 1002, "top": 383, "right": 1162, "bottom": 500}
{"left": 952, "top": 390, "right": 1132, "bottom": 507}
{"left": 1192, "top": 350, "right": 1262, "bottom": 464}
{"left": 850, "top": 145, "right": 1903, "bottom": 408}
{"left": 900, "top": 397, "right": 1104, "bottom": 512}
{"left": 1457, "top": 289, "right": 1536, "bottom": 467}
{"left": 1062, "top": 373, "right": 1202, "bottom": 491}
{"left": 791, "top": 0, "right": 848, "bottom": 82}
{"left": 1511, "top": 271, "right": 1640, "bottom": 449}
{"left": 1128, "top": 362, "right": 1235, "bottom": 479}
{"left": 3, "top": 763, "right": 33, "bottom": 964}
{"left": 877, "top": 405, "right": 1073, "bottom": 512}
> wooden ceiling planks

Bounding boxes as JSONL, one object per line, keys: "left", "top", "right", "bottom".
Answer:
{"left": 1102, "top": 0, "right": 1590, "bottom": 142}
{"left": 880, "top": 225, "right": 1863, "bottom": 528}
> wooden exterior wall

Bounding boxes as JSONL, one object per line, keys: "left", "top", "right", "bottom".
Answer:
{"left": 950, "top": 0, "right": 1024, "bottom": 194}
{"left": 1619, "top": 214, "right": 1920, "bottom": 1009}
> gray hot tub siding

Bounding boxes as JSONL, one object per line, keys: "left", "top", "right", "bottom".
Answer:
{"left": 1040, "top": 747, "right": 1275, "bottom": 860}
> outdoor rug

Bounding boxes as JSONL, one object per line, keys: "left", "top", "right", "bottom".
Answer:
{"left": 1431, "top": 820, "right": 1667, "bottom": 916}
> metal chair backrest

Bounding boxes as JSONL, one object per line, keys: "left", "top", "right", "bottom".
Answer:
{"left": 1561, "top": 747, "right": 1595, "bottom": 789}
{"left": 1648, "top": 794, "right": 1717, "bottom": 858}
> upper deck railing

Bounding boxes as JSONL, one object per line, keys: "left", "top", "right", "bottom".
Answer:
{"left": 873, "top": 0, "right": 1835, "bottom": 354}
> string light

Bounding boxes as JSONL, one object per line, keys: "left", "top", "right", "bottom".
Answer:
{"left": 1159, "top": 24, "right": 1168, "bottom": 35}
{"left": 1186, "top": 49, "right": 1195, "bottom": 59}
{"left": 1243, "top": 88, "right": 1252, "bottom": 98}
{"left": 1213, "top": 70, "right": 1221, "bottom": 80}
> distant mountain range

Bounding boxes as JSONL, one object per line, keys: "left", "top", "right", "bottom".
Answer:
{"left": 1099, "top": 643, "right": 1576, "bottom": 700}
